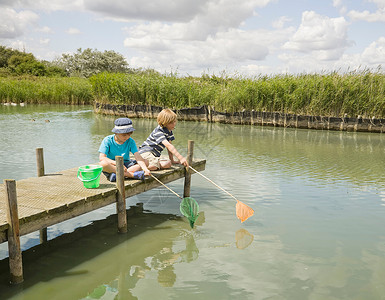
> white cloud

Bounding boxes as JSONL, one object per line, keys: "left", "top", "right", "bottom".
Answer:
{"left": 283, "top": 11, "right": 351, "bottom": 61}
{"left": 347, "top": 0, "right": 385, "bottom": 22}
{"left": 348, "top": 8, "right": 385, "bottom": 22}
{"left": 272, "top": 16, "right": 292, "bottom": 29}
{"left": 332, "top": 0, "right": 347, "bottom": 14}
{"left": 66, "top": 27, "right": 81, "bottom": 35}
{"left": 361, "top": 36, "right": 385, "bottom": 64}
{"left": 0, "top": 8, "right": 39, "bottom": 38}
{"left": 277, "top": 36, "right": 385, "bottom": 74}
{"left": 9, "top": 0, "right": 84, "bottom": 12}
{"left": 84, "top": 0, "right": 272, "bottom": 24}
{"left": 124, "top": 24, "right": 293, "bottom": 75}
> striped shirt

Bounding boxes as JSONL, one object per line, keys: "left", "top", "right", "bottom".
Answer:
{"left": 139, "top": 125, "right": 175, "bottom": 157}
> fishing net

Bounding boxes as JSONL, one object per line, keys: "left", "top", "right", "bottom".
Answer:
{"left": 235, "top": 228, "right": 254, "bottom": 249}
{"left": 236, "top": 200, "right": 254, "bottom": 223}
{"left": 180, "top": 197, "right": 199, "bottom": 228}
{"left": 189, "top": 166, "right": 255, "bottom": 223}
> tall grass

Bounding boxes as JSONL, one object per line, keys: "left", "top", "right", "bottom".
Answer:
{"left": 0, "top": 77, "right": 92, "bottom": 104}
{"left": 1, "top": 70, "right": 385, "bottom": 118}
{"left": 91, "top": 70, "right": 385, "bottom": 117}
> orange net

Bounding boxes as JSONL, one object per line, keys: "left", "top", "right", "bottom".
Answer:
{"left": 236, "top": 200, "right": 254, "bottom": 223}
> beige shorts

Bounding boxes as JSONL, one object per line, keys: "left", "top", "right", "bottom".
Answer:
{"left": 140, "top": 152, "right": 170, "bottom": 169}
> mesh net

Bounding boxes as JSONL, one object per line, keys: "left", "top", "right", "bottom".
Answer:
{"left": 235, "top": 228, "right": 254, "bottom": 249}
{"left": 180, "top": 197, "right": 199, "bottom": 228}
{"left": 236, "top": 200, "right": 254, "bottom": 223}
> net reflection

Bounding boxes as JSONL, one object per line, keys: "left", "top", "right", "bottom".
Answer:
{"left": 235, "top": 228, "right": 254, "bottom": 250}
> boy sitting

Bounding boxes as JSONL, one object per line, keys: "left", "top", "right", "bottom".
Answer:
{"left": 99, "top": 118, "right": 150, "bottom": 182}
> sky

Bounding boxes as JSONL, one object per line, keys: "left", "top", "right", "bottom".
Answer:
{"left": 0, "top": 0, "right": 384, "bottom": 77}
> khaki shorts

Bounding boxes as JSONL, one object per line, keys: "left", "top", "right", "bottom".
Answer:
{"left": 140, "top": 152, "right": 170, "bottom": 169}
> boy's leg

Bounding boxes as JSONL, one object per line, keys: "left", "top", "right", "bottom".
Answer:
{"left": 124, "top": 160, "right": 145, "bottom": 180}
{"left": 159, "top": 159, "right": 171, "bottom": 169}
{"left": 100, "top": 160, "right": 117, "bottom": 182}
{"left": 99, "top": 159, "right": 117, "bottom": 174}
{"left": 140, "top": 152, "right": 161, "bottom": 170}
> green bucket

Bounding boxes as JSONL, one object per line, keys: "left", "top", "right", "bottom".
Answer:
{"left": 77, "top": 165, "right": 103, "bottom": 188}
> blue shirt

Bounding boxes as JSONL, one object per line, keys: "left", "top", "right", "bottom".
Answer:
{"left": 139, "top": 125, "right": 175, "bottom": 157}
{"left": 99, "top": 135, "right": 138, "bottom": 162}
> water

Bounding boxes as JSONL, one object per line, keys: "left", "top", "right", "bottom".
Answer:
{"left": 1, "top": 104, "right": 385, "bottom": 299}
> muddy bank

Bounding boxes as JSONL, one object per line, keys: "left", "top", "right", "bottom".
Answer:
{"left": 94, "top": 103, "right": 385, "bottom": 133}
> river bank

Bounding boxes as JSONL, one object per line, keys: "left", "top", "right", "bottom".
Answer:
{"left": 95, "top": 103, "right": 385, "bottom": 133}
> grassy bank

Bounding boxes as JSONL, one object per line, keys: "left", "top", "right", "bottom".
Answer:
{"left": 90, "top": 70, "right": 385, "bottom": 118}
{"left": 0, "top": 77, "right": 93, "bottom": 104}
{"left": 1, "top": 71, "right": 385, "bottom": 118}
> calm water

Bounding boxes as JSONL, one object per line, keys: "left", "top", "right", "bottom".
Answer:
{"left": 1, "top": 104, "right": 385, "bottom": 299}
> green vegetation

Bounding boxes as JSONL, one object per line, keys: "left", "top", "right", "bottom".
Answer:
{"left": 1, "top": 44, "right": 384, "bottom": 118}
{"left": 0, "top": 46, "right": 66, "bottom": 77}
{"left": 0, "top": 77, "right": 92, "bottom": 104}
{"left": 52, "top": 48, "right": 131, "bottom": 78}
{"left": 90, "top": 70, "right": 385, "bottom": 118}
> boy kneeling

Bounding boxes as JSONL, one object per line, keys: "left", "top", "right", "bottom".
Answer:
{"left": 139, "top": 108, "right": 189, "bottom": 170}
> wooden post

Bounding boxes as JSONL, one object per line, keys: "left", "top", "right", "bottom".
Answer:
{"left": 36, "top": 148, "right": 44, "bottom": 177}
{"left": 36, "top": 148, "right": 48, "bottom": 243}
{"left": 116, "top": 156, "right": 127, "bottom": 233}
{"left": 4, "top": 180, "right": 23, "bottom": 284}
{"left": 183, "top": 140, "right": 194, "bottom": 198}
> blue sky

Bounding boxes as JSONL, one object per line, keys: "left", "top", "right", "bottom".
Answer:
{"left": 0, "top": 0, "right": 384, "bottom": 76}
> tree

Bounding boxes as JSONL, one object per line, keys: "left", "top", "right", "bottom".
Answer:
{"left": 0, "top": 45, "right": 67, "bottom": 77}
{"left": 53, "top": 48, "right": 130, "bottom": 78}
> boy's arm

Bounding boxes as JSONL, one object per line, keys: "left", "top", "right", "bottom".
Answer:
{"left": 133, "top": 152, "right": 151, "bottom": 176}
{"left": 162, "top": 140, "right": 189, "bottom": 167}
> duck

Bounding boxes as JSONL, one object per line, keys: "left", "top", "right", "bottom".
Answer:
{"left": 45, "top": 120, "right": 50, "bottom": 123}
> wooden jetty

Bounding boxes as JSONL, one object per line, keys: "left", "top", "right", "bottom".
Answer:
{"left": 0, "top": 140, "right": 205, "bottom": 284}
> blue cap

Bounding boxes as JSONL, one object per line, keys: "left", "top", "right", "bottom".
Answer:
{"left": 111, "top": 118, "right": 135, "bottom": 133}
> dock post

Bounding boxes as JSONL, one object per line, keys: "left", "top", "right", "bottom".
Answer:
{"left": 183, "top": 140, "right": 194, "bottom": 198}
{"left": 36, "top": 148, "right": 48, "bottom": 243}
{"left": 36, "top": 148, "right": 45, "bottom": 177}
{"left": 4, "top": 179, "right": 24, "bottom": 284}
{"left": 116, "top": 156, "right": 127, "bottom": 233}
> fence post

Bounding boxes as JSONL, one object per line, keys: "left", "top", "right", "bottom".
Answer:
{"left": 36, "top": 148, "right": 44, "bottom": 177}
{"left": 116, "top": 156, "right": 127, "bottom": 233}
{"left": 183, "top": 140, "right": 194, "bottom": 198}
{"left": 4, "top": 179, "right": 23, "bottom": 284}
{"left": 36, "top": 148, "right": 48, "bottom": 243}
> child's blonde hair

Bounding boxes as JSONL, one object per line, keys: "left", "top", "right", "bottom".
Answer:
{"left": 157, "top": 108, "right": 177, "bottom": 127}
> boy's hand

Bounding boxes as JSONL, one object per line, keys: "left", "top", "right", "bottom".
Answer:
{"left": 179, "top": 157, "right": 189, "bottom": 168}
{"left": 144, "top": 169, "right": 151, "bottom": 176}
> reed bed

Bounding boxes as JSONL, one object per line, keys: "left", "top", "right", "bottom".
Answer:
{"left": 0, "top": 77, "right": 93, "bottom": 104}
{"left": 1, "top": 70, "right": 384, "bottom": 118}
{"left": 91, "top": 70, "right": 385, "bottom": 118}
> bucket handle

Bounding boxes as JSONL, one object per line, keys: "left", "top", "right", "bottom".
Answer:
{"left": 77, "top": 168, "right": 102, "bottom": 182}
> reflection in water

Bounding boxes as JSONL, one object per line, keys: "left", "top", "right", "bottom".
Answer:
{"left": 82, "top": 214, "right": 202, "bottom": 299}
{"left": 235, "top": 228, "right": 254, "bottom": 250}
{"left": 2, "top": 106, "right": 385, "bottom": 299}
